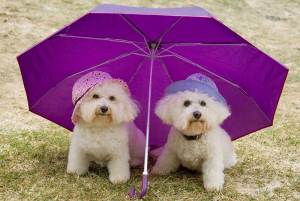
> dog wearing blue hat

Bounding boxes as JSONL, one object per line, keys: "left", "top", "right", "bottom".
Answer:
{"left": 151, "top": 73, "right": 237, "bottom": 191}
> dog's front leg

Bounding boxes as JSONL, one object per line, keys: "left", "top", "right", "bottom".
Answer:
{"left": 67, "top": 142, "right": 89, "bottom": 175}
{"left": 152, "top": 146, "right": 180, "bottom": 175}
{"left": 202, "top": 154, "right": 224, "bottom": 191}
{"left": 107, "top": 156, "right": 130, "bottom": 184}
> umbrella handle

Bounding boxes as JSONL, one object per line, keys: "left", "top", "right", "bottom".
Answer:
{"left": 128, "top": 174, "right": 148, "bottom": 199}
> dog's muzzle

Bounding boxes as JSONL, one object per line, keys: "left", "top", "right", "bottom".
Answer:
{"left": 95, "top": 105, "right": 110, "bottom": 116}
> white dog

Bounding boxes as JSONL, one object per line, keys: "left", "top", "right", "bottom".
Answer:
{"left": 67, "top": 71, "right": 145, "bottom": 184}
{"left": 151, "top": 73, "right": 236, "bottom": 191}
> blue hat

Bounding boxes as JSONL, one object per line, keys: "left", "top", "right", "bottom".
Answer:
{"left": 165, "top": 73, "right": 226, "bottom": 104}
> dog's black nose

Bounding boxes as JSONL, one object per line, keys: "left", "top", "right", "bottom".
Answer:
{"left": 100, "top": 106, "right": 108, "bottom": 113}
{"left": 193, "top": 111, "right": 201, "bottom": 119}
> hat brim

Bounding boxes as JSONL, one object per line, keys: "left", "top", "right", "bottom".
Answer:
{"left": 165, "top": 80, "right": 226, "bottom": 105}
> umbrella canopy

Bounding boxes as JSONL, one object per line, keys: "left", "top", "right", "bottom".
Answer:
{"left": 17, "top": 4, "right": 288, "bottom": 147}
{"left": 17, "top": 4, "right": 288, "bottom": 198}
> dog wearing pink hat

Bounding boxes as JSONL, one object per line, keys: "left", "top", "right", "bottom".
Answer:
{"left": 67, "top": 71, "right": 145, "bottom": 184}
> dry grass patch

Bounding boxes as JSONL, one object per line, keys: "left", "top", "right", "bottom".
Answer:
{"left": 0, "top": 0, "right": 299, "bottom": 200}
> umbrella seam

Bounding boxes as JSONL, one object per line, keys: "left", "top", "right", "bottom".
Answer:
{"left": 162, "top": 48, "right": 272, "bottom": 124}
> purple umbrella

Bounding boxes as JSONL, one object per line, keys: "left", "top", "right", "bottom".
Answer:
{"left": 17, "top": 4, "right": 288, "bottom": 198}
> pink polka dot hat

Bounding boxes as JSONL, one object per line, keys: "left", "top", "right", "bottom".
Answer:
{"left": 71, "top": 71, "right": 130, "bottom": 124}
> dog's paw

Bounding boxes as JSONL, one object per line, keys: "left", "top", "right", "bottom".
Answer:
{"left": 224, "top": 153, "right": 237, "bottom": 169}
{"left": 66, "top": 167, "right": 87, "bottom": 176}
{"left": 203, "top": 178, "right": 224, "bottom": 191}
{"left": 109, "top": 173, "right": 130, "bottom": 184}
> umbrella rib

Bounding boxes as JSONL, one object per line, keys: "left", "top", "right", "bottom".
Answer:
{"left": 156, "top": 54, "right": 178, "bottom": 58}
{"left": 162, "top": 48, "right": 242, "bottom": 88}
{"left": 163, "top": 42, "right": 248, "bottom": 46}
{"left": 157, "top": 42, "right": 247, "bottom": 56}
{"left": 30, "top": 49, "right": 141, "bottom": 111}
{"left": 155, "top": 16, "right": 183, "bottom": 52}
{"left": 157, "top": 58, "right": 173, "bottom": 82}
{"left": 72, "top": 50, "right": 144, "bottom": 76}
{"left": 162, "top": 48, "right": 271, "bottom": 124}
{"left": 119, "top": 14, "right": 151, "bottom": 54}
{"left": 56, "top": 34, "right": 148, "bottom": 55}
{"left": 128, "top": 57, "right": 147, "bottom": 84}
{"left": 131, "top": 52, "right": 149, "bottom": 57}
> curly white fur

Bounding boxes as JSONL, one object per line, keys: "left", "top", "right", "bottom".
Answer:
{"left": 67, "top": 81, "right": 145, "bottom": 184}
{"left": 152, "top": 91, "right": 236, "bottom": 191}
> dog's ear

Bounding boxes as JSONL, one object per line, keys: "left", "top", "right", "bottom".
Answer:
{"left": 124, "top": 99, "right": 139, "bottom": 122}
{"left": 155, "top": 95, "right": 174, "bottom": 125}
{"left": 71, "top": 104, "right": 81, "bottom": 124}
{"left": 215, "top": 102, "right": 231, "bottom": 124}
{"left": 120, "top": 96, "right": 139, "bottom": 123}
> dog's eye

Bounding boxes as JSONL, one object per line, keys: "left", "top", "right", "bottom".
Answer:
{"left": 93, "top": 94, "right": 99, "bottom": 99}
{"left": 109, "top": 96, "right": 116, "bottom": 101}
{"left": 183, "top": 100, "right": 191, "bottom": 107}
{"left": 200, "top": 100, "right": 206, "bottom": 106}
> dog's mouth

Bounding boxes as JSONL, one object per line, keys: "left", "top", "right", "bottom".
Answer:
{"left": 183, "top": 119, "right": 209, "bottom": 134}
{"left": 188, "top": 120, "right": 205, "bottom": 128}
{"left": 99, "top": 113, "right": 110, "bottom": 116}
{"left": 96, "top": 113, "right": 111, "bottom": 117}
{"left": 93, "top": 111, "right": 113, "bottom": 124}
{"left": 190, "top": 119, "right": 205, "bottom": 123}
{"left": 95, "top": 111, "right": 111, "bottom": 117}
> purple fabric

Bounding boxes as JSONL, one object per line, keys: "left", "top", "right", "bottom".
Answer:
{"left": 17, "top": 4, "right": 288, "bottom": 149}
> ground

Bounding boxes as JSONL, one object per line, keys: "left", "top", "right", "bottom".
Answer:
{"left": 0, "top": 0, "right": 299, "bottom": 200}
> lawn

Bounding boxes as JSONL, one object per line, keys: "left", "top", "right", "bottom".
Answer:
{"left": 0, "top": 0, "right": 299, "bottom": 200}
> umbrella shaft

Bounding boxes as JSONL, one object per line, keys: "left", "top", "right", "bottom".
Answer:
{"left": 143, "top": 49, "right": 156, "bottom": 174}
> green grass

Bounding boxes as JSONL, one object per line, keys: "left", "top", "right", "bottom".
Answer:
{"left": 0, "top": 127, "right": 299, "bottom": 200}
{"left": 0, "top": 0, "right": 300, "bottom": 200}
